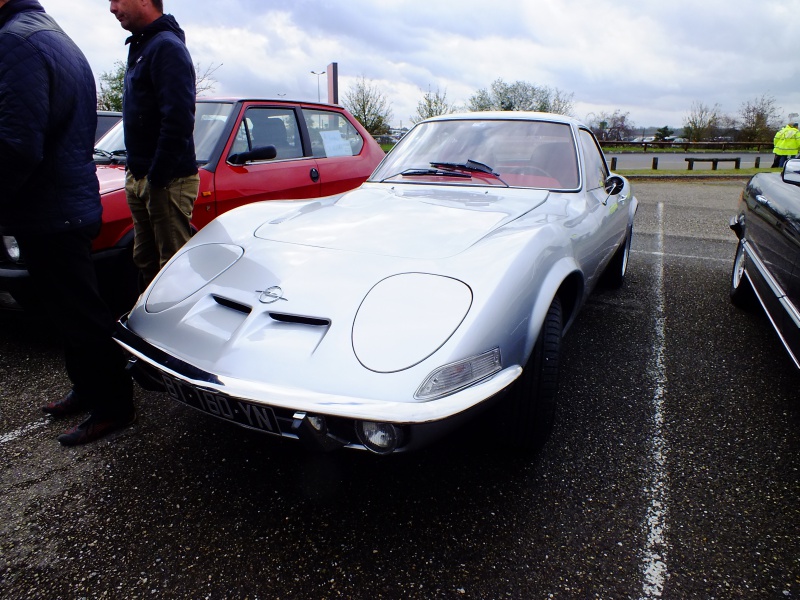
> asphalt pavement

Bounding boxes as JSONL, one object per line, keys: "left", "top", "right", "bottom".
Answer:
{"left": 1, "top": 180, "right": 798, "bottom": 599}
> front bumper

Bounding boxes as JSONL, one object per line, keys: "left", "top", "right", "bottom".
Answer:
{"left": 114, "top": 316, "right": 522, "bottom": 452}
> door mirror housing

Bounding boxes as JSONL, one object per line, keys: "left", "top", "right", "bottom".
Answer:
{"left": 604, "top": 174, "right": 625, "bottom": 196}
{"left": 228, "top": 145, "right": 278, "bottom": 166}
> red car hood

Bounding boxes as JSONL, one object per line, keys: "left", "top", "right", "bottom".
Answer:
{"left": 96, "top": 165, "right": 126, "bottom": 195}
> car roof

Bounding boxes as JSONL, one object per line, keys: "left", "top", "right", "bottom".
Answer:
{"left": 196, "top": 97, "right": 346, "bottom": 110}
{"left": 422, "top": 111, "right": 583, "bottom": 127}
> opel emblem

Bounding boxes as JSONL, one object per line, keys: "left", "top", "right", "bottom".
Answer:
{"left": 256, "top": 286, "right": 287, "bottom": 304}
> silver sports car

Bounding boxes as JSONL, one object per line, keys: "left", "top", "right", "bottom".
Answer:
{"left": 115, "top": 112, "right": 638, "bottom": 454}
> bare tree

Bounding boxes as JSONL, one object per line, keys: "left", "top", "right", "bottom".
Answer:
{"left": 411, "top": 86, "right": 455, "bottom": 124}
{"left": 585, "top": 110, "right": 636, "bottom": 141}
{"left": 342, "top": 76, "right": 393, "bottom": 135}
{"left": 467, "top": 78, "right": 574, "bottom": 116}
{"left": 683, "top": 101, "right": 722, "bottom": 142}
{"left": 737, "top": 94, "right": 782, "bottom": 142}
{"left": 195, "top": 62, "right": 221, "bottom": 97}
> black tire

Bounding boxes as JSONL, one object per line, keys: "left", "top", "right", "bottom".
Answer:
{"left": 602, "top": 225, "right": 632, "bottom": 288}
{"left": 506, "top": 295, "right": 562, "bottom": 451}
{"left": 730, "top": 239, "right": 757, "bottom": 310}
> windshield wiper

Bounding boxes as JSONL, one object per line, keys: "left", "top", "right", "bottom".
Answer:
{"left": 379, "top": 168, "right": 471, "bottom": 182}
{"left": 429, "top": 159, "right": 509, "bottom": 186}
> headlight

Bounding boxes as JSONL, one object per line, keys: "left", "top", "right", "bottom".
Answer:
{"left": 145, "top": 243, "right": 244, "bottom": 313}
{"left": 2, "top": 236, "right": 20, "bottom": 262}
{"left": 415, "top": 348, "right": 502, "bottom": 400}
{"left": 352, "top": 273, "right": 472, "bottom": 372}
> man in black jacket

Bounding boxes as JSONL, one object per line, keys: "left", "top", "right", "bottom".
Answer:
{"left": 0, "top": 0, "right": 134, "bottom": 445}
{"left": 109, "top": 0, "right": 199, "bottom": 287}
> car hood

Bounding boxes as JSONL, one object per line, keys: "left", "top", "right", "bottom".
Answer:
{"left": 96, "top": 165, "right": 126, "bottom": 195}
{"left": 252, "top": 184, "right": 550, "bottom": 259}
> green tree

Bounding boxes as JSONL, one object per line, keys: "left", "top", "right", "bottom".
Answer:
{"left": 411, "top": 86, "right": 454, "bottom": 124}
{"left": 654, "top": 126, "right": 674, "bottom": 141}
{"left": 97, "top": 60, "right": 126, "bottom": 111}
{"left": 96, "top": 60, "right": 220, "bottom": 111}
{"left": 467, "top": 78, "right": 574, "bottom": 115}
{"left": 342, "top": 76, "right": 393, "bottom": 135}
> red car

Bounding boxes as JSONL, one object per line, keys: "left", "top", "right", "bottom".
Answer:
{"left": 0, "top": 98, "right": 385, "bottom": 312}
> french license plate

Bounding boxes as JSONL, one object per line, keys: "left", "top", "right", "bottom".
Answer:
{"left": 161, "top": 374, "right": 281, "bottom": 435}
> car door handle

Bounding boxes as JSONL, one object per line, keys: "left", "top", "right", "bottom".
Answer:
{"left": 310, "top": 167, "right": 320, "bottom": 182}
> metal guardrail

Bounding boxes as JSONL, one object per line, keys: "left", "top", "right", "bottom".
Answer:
{"left": 598, "top": 141, "right": 773, "bottom": 152}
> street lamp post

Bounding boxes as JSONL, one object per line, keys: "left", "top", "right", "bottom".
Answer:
{"left": 311, "top": 70, "right": 326, "bottom": 102}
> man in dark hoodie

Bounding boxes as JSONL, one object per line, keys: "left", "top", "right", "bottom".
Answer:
{"left": 109, "top": 0, "right": 198, "bottom": 287}
{"left": 0, "top": 0, "right": 134, "bottom": 444}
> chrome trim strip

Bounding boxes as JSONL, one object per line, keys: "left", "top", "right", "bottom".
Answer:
{"left": 114, "top": 319, "right": 522, "bottom": 423}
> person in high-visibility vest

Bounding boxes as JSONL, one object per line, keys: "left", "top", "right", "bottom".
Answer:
{"left": 771, "top": 121, "right": 800, "bottom": 168}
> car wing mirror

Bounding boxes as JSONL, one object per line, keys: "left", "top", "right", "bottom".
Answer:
{"left": 782, "top": 159, "right": 800, "bottom": 186}
{"left": 604, "top": 174, "right": 625, "bottom": 196}
{"left": 600, "top": 174, "right": 626, "bottom": 205}
{"left": 228, "top": 145, "right": 278, "bottom": 165}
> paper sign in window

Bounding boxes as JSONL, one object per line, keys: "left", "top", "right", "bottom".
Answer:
{"left": 319, "top": 130, "right": 353, "bottom": 157}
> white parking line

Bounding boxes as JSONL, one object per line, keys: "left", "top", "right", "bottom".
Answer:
{"left": 0, "top": 419, "right": 48, "bottom": 445}
{"left": 634, "top": 249, "right": 729, "bottom": 263}
{"left": 640, "top": 202, "right": 670, "bottom": 598}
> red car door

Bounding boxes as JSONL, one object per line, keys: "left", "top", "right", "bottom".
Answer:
{"left": 212, "top": 104, "right": 322, "bottom": 215}
{"left": 302, "top": 107, "right": 387, "bottom": 196}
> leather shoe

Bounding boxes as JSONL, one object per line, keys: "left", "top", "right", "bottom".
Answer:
{"left": 57, "top": 411, "right": 136, "bottom": 446}
{"left": 41, "top": 390, "right": 89, "bottom": 418}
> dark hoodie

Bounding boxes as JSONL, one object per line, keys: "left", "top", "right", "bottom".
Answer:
{"left": 0, "top": 0, "right": 101, "bottom": 234}
{"left": 123, "top": 14, "right": 197, "bottom": 187}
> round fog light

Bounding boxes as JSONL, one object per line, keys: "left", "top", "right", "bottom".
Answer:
{"left": 355, "top": 421, "right": 400, "bottom": 455}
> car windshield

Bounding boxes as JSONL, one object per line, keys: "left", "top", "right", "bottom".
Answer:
{"left": 370, "top": 118, "right": 580, "bottom": 190}
{"left": 94, "top": 101, "right": 236, "bottom": 165}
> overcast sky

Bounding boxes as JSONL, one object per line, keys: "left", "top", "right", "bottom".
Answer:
{"left": 40, "top": 0, "right": 800, "bottom": 130}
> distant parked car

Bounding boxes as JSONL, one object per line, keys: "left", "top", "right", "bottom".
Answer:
{"left": 0, "top": 98, "right": 385, "bottom": 312}
{"left": 114, "top": 111, "right": 638, "bottom": 454}
{"left": 95, "top": 110, "right": 122, "bottom": 142}
{"left": 730, "top": 159, "right": 800, "bottom": 367}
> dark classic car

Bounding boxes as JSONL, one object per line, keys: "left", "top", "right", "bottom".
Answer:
{"left": 0, "top": 98, "right": 385, "bottom": 312}
{"left": 730, "top": 158, "right": 800, "bottom": 366}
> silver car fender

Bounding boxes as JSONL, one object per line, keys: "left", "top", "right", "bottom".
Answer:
{"left": 521, "top": 255, "right": 582, "bottom": 361}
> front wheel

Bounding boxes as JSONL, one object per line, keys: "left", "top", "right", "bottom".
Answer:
{"left": 730, "top": 240, "right": 757, "bottom": 310}
{"left": 505, "top": 295, "right": 563, "bottom": 452}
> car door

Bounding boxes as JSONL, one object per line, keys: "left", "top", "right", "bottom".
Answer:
{"left": 575, "top": 128, "right": 629, "bottom": 286}
{"left": 212, "top": 103, "right": 322, "bottom": 215}
{"left": 302, "top": 107, "right": 379, "bottom": 196}
{"left": 743, "top": 177, "right": 796, "bottom": 303}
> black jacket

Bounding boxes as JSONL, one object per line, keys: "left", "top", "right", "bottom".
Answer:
{"left": 0, "top": 0, "right": 101, "bottom": 234}
{"left": 123, "top": 14, "right": 197, "bottom": 187}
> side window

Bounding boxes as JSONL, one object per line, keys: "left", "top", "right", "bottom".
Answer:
{"left": 228, "top": 107, "right": 303, "bottom": 161}
{"left": 303, "top": 109, "right": 364, "bottom": 158}
{"left": 578, "top": 128, "right": 609, "bottom": 191}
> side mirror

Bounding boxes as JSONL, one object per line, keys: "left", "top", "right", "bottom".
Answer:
{"left": 604, "top": 174, "right": 625, "bottom": 196}
{"left": 228, "top": 145, "right": 278, "bottom": 165}
{"left": 782, "top": 159, "right": 800, "bottom": 186}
